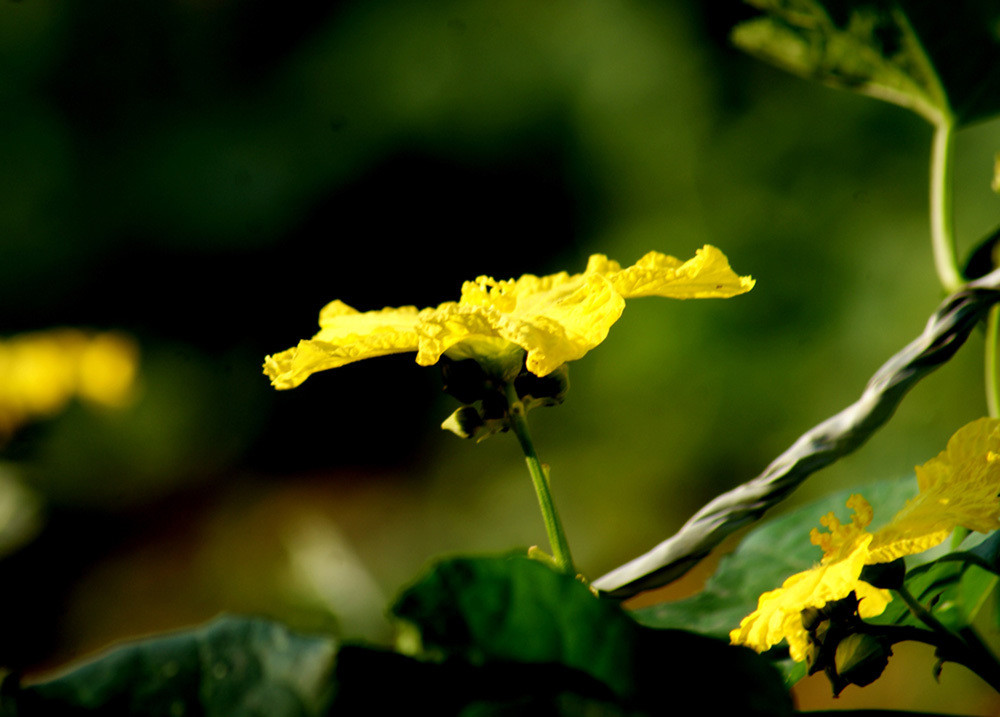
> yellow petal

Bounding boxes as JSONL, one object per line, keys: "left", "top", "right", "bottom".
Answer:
{"left": 264, "top": 246, "right": 754, "bottom": 386}
{"left": 914, "top": 417, "right": 1000, "bottom": 496}
{"left": 607, "top": 245, "right": 755, "bottom": 299}
{"left": 730, "top": 534, "right": 890, "bottom": 661}
{"left": 869, "top": 417, "right": 1000, "bottom": 559}
{"left": 263, "top": 302, "right": 421, "bottom": 389}
{"left": 415, "top": 272, "right": 625, "bottom": 377}
{"left": 810, "top": 494, "right": 874, "bottom": 561}
{"left": 511, "top": 273, "right": 625, "bottom": 376}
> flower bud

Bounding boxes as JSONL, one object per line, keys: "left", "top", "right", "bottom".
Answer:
{"left": 514, "top": 364, "right": 569, "bottom": 409}
{"left": 833, "top": 633, "right": 892, "bottom": 692}
{"left": 440, "top": 406, "right": 485, "bottom": 440}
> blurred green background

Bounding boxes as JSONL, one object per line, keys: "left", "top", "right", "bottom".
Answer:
{"left": 2, "top": 0, "right": 1000, "bottom": 711}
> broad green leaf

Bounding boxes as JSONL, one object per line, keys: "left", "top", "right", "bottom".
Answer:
{"left": 392, "top": 553, "right": 793, "bottom": 715}
{"left": 733, "top": 0, "right": 1000, "bottom": 127}
{"left": 393, "top": 552, "right": 634, "bottom": 696}
{"left": 17, "top": 615, "right": 336, "bottom": 716}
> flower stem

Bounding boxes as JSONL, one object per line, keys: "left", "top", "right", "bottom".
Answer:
{"left": 895, "top": 583, "right": 953, "bottom": 637}
{"left": 930, "top": 121, "right": 963, "bottom": 293}
{"left": 504, "top": 383, "right": 575, "bottom": 575}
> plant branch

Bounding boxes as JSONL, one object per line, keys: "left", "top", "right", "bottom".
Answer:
{"left": 890, "top": 585, "right": 1000, "bottom": 692}
{"left": 931, "top": 121, "right": 962, "bottom": 293}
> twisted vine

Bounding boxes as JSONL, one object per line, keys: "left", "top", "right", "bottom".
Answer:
{"left": 594, "top": 267, "right": 1000, "bottom": 598}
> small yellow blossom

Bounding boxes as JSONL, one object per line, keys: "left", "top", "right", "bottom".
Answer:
{"left": 264, "top": 246, "right": 754, "bottom": 389}
{"left": 0, "top": 329, "right": 139, "bottom": 439}
{"left": 731, "top": 417, "right": 1000, "bottom": 661}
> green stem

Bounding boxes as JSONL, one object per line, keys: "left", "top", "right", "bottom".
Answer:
{"left": 504, "top": 383, "right": 575, "bottom": 575}
{"left": 930, "top": 121, "right": 963, "bottom": 293}
{"left": 987, "top": 305, "right": 1000, "bottom": 418}
{"left": 894, "top": 583, "right": 954, "bottom": 637}
{"left": 893, "top": 584, "right": 1000, "bottom": 692}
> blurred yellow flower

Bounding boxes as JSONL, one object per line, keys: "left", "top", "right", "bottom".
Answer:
{"left": 264, "top": 245, "right": 754, "bottom": 390}
{"left": 0, "top": 329, "right": 139, "bottom": 438}
{"left": 731, "top": 418, "right": 1000, "bottom": 661}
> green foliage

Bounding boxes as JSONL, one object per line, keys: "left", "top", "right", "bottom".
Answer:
{"left": 733, "top": 0, "right": 1000, "bottom": 127}
{"left": 393, "top": 554, "right": 636, "bottom": 696}
{"left": 10, "top": 616, "right": 337, "bottom": 716}
{"left": 346, "top": 554, "right": 793, "bottom": 715}
{"left": 3, "top": 558, "right": 793, "bottom": 716}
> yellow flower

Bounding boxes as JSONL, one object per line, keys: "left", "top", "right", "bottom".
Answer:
{"left": 730, "top": 418, "right": 1000, "bottom": 661}
{"left": 264, "top": 246, "right": 754, "bottom": 390}
{"left": 0, "top": 329, "right": 139, "bottom": 438}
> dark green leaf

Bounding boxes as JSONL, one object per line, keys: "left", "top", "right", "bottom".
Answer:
{"left": 392, "top": 554, "right": 793, "bottom": 715}
{"left": 16, "top": 615, "right": 336, "bottom": 717}
{"left": 329, "top": 645, "right": 626, "bottom": 716}
{"left": 393, "top": 552, "right": 636, "bottom": 696}
{"left": 732, "top": 0, "right": 1000, "bottom": 127}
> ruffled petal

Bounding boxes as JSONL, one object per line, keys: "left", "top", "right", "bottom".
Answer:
{"left": 264, "top": 247, "right": 754, "bottom": 386}
{"left": 730, "top": 534, "right": 890, "bottom": 661}
{"left": 810, "top": 494, "right": 875, "bottom": 561}
{"left": 869, "top": 418, "right": 1000, "bottom": 559}
{"left": 915, "top": 417, "right": 1000, "bottom": 492}
{"left": 510, "top": 273, "right": 625, "bottom": 376}
{"left": 414, "top": 302, "right": 518, "bottom": 373}
{"left": 608, "top": 245, "right": 755, "bottom": 299}
{"left": 263, "top": 301, "right": 421, "bottom": 389}
{"left": 415, "top": 272, "right": 625, "bottom": 377}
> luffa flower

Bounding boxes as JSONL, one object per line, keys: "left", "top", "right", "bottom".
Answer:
{"left": 263, "top": 245, "right": 754, "bottom": 390}
{"left": 730, "top": 417, "right": 1000, "bottom": 662}
{"left": 0, "top": 329, "right": 139, "bottom": 438}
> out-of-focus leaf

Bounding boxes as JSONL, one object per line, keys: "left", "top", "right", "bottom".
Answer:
{"left": 0, "top": 465, "right": 41, "bottom": 558}
{"left": 732, "top": 0, "right": 1000, "bottom": 127}
{"left": 392, "top": 553, "right": 793, "bottom": 715}
{"left": 16, "top": 615, "right": 336, "bottom": 716}
{"left": 966, "top": 530, "right": 1000, "bottom": 571}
